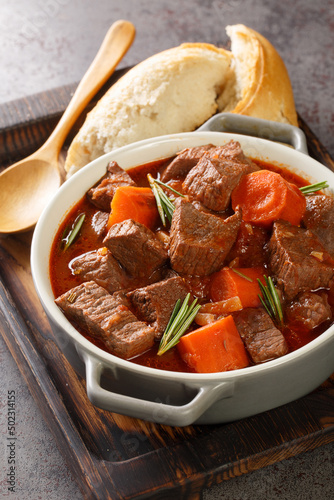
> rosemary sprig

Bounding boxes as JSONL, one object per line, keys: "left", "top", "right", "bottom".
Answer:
{"left": 158, "top": 293, "right": 201, "bottom": 355}
{"left": 62, "top": 213, "right": 85, "bottom": 251}
{"left": 258, "top": 275, "right": 284, "bottom": 327}
{"left": 231, "top": 268, "right": 253, "bottom": 282}
{"left": 147, "top": 174, "right": 184, "bottom": 226}
{"left": 300, "top": 181, "right": 329, "bottom": 195}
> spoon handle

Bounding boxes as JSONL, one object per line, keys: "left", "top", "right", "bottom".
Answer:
{"left": 41, "top": 20, "right": 135, "bottom": 157}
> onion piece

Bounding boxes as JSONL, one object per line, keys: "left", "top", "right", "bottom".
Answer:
{"left": 198, "top": 296, "right": 243, "bottom": 315}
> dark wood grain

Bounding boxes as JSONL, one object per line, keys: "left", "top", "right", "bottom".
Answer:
{"left": 0, "top": 79, "right": 333, "bottom": 500}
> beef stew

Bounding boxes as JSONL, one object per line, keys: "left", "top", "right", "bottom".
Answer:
{"left": 50, "top": 140, "right": 334, "bottom": 373}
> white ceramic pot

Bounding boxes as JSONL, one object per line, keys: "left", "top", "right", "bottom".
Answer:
{"left": 31, "top": 114, "right": 334, "bottom": 426}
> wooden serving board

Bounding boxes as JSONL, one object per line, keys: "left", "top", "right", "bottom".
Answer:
{"left": 0, "top": 69, "right": 333, "bottom": 500}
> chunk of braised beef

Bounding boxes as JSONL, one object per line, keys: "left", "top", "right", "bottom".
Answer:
{"left": 169, "top": 198, "right": 242, "bottom": 276}
{"left": 87, "top": 161, "right": 136, "bottom": 211}
{"left": 206, "top": 140, "right": 259, "bottom": 170}
{"left": 91, "top": 211, "right": 109, "bottom": 238}
{"left": 268, "top": 220, "right": 334, "bottom": 300}
{"left": 181, "top": 142, "right": 259, "bottom": 212}
{"left": 233, "top": 307, "right": 288, "bottom": 363}
{"left": 227, "top": 220, "right": 270, "bottom": 267}
{"left": 127, "top": 276, "right": 190, "bottom": 339}
{"left": 160, "top": 144, "right": 215, "bottom": 182}
{"left": 70, "top": 247, "right": 170, "bottom": 296}
{"left": 182, "top": 156, "right": 247, "bottom": 211}
{"left": 103, "top": 219, "right": 168, "bottom": 278}
{"left": 302, "top": 194, "right": 334, "bottom": 256}
{"left": 161, "top": 140, "right": 258, "bottom": 184}
{"left": 285, "top": 291, "right": 332, "bottom": 330}
{"left": 55, "top": 281, "right": 154, "bottom": 359}
{"left": 69, "top": 248, "right": 130, "bottom": 294}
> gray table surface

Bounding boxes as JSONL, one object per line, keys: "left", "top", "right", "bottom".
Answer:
{"left": 0, "top": 1, "right": 333, "bottom": 499}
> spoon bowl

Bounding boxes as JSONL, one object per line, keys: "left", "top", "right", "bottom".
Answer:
{"left": 0, "top": 19, "right": 135, "bottom": 234}
{"left": 0, "top": 157, "right": 61, "bottom": 233}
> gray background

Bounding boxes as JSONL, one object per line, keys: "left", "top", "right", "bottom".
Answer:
{"left": 0, "top": 0, "right": 333, "bottom": 499}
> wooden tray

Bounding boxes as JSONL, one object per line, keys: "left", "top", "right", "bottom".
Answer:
{"left": 0, "top": 69, "right": 333, "bottom": 500}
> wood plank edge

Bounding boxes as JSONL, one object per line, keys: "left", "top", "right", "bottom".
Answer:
{"left": 97, "top": 380, "right": 334, "bottom": 498}
{"left": 97, "top": 431, "right": 334, "bottom": 500}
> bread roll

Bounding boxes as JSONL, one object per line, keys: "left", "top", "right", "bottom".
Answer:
{"left": 65, "top": 25, "right": 298, "bottom": 176}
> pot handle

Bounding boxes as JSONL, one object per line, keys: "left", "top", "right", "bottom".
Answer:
{"left": 197, "top": 112, "right": 309, "bottom": 155}
{"left": 83, "top": 353, "right": 234, "bottom": 427}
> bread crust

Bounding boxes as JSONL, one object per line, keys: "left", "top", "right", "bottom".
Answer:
{"left": 224, "top": 24, "right": 298, "bottom": 126}
{"left": 64, "top": 25, "right": 298, "bottom": 176}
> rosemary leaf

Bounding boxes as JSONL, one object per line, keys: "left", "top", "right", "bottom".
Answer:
{"left": 63, "top": 213, "right": 85, "bottom": 251}
{"left": 155, "top": 184, "right": 175, "bottom": 223}
{"left": 154, "top": 178, "right": 185, "bottom": 198}
{"left": 300, "top": 181, "right": 329, "bottom": 195}
{"left": 159, "top": 305, "right": 201, "bottom": 354}
{"left": 267, "top": 277, "right": 284, "bottom": 326}
{"left": 158, "top": 186, "right": 176, "bottom": 211}
{"left": 259, "top": 276, "right": 277, "bottom": 318}
{"left": 147, "top": 173, "right": 166, "bottom": 226}
{"left": 147, "top": 174, "right": 180, "bottom": 226}
{"left": 231, "top": 268, "right": 253, "bottom": 282}
{"left": 159, "top": 294, "right": 190, "bottom": 350}
{"left": 258, "top": 284, "right": 275, "bottom": 319}
{"left": 258, "top": 276, "right": 284, "bottom": 327}
{"left": 165, "top": 298, "right": 182, "bottom": 331}
{"left": 158, "top": 293, "right": 201, "bottom": 355}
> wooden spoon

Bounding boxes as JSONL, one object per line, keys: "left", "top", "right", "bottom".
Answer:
{"left": 0, "top": 20, "right": 135, "bottom": 234}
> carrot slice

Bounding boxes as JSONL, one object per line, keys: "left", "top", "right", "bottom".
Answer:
{"left": 107, "top": 186, "right": 160, "bottom": 230}
{"left": 177, "top": 315, "right": 249, "bottom": 373}
{"left": 209, "top": 267, "right": 265, "bottom": 308}
{"left": 231, "top": 170, "right": 306, "bottom": 228}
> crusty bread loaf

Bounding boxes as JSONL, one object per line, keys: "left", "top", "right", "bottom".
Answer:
{"left": 65, "top": 25, "right": 298, "bottom": 176}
